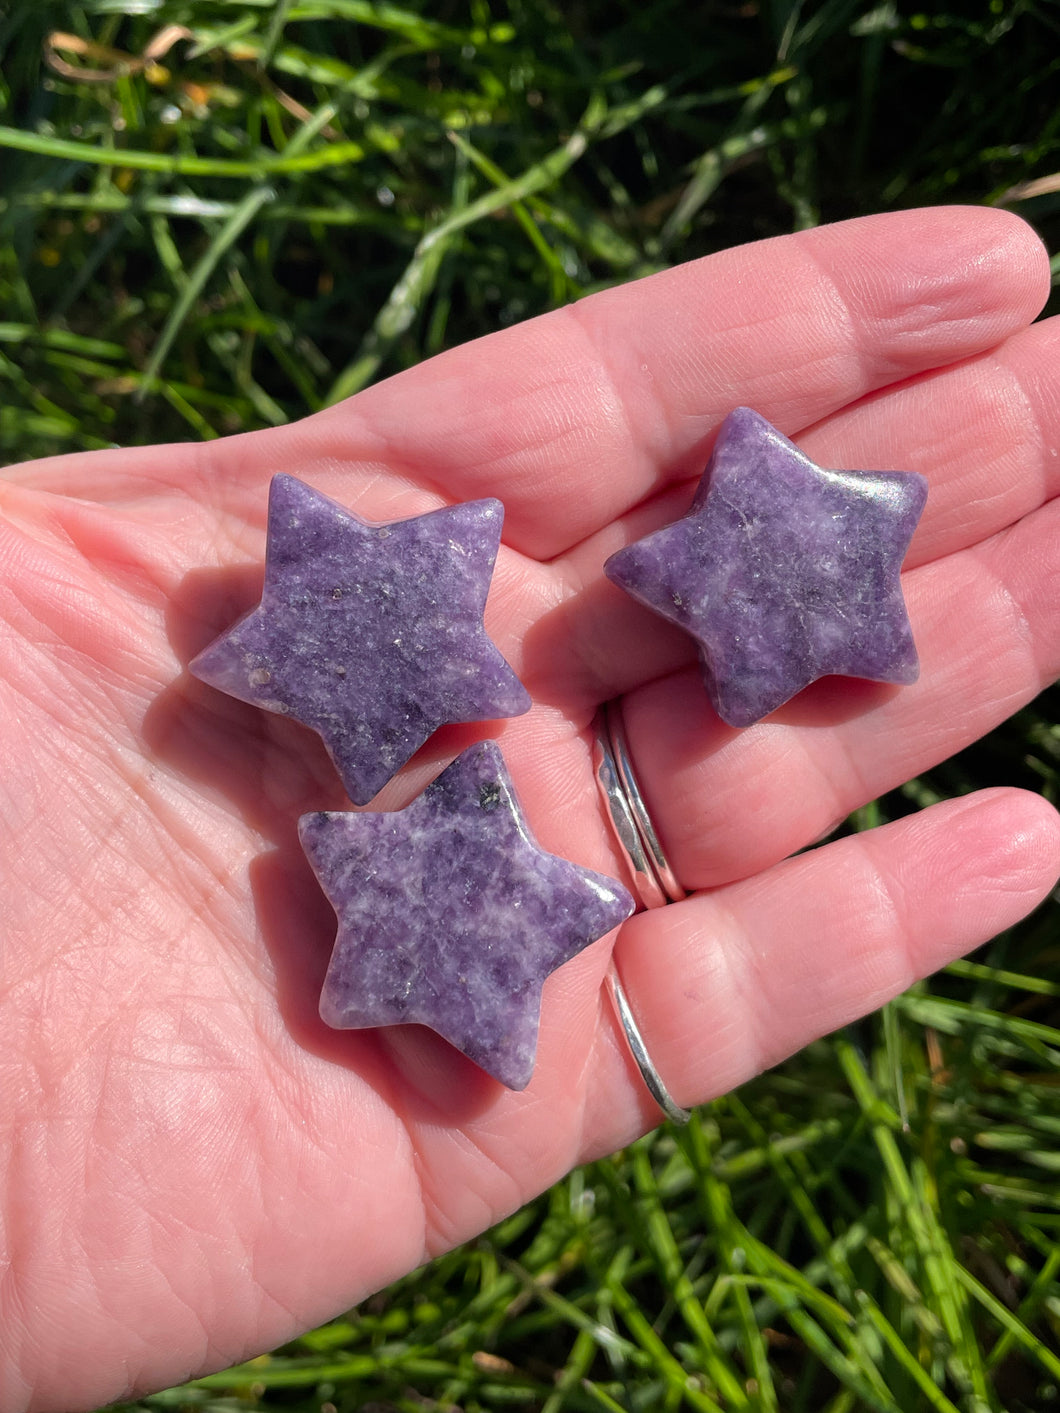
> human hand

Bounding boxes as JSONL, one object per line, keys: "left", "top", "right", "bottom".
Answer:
{"left": 3, "top": 206, "right": 1058, "bottom": 1411}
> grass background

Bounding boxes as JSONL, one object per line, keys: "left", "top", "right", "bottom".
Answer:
{"left": 2, "top": 1, "right": 1060, "bottom": 1409}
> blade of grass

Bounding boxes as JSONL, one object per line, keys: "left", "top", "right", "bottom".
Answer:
{"left": 629, "top": 1142, "right": 751, "bottom": 1409}
{"left": 895, "top": 994, "right": 1060, "bottom": 1058}
{"left": 259, "top": 0, "right": 295, "bottom": 70}
{"left": 0, "top": 126, "right": 366, "bottom": 177}
{"left": 945, "top": 958, "right": 1060, "bottom": 997}
{"left": 417, "top": 119, "right": 597, "bottom": 258}
{"left": 158, "top": 380, "right": 221, "bottom": 439}
{"left": 323, "top": 199, "right": 464, "bottom": 403}
{"left": 682, "top": 1113, "right": 780, "bottom": 1408}
{"left": 659, "top": 77, "right": 793, "bottom": 249}
{"left": 953, "top": 1263, "right": 1060, "bottom": 1382}
{"left": 604, "top": 1267, "right": 729, "bottom": 1413}
{"left": 854, "top": 1291, "right": 962, "bottom": 1413}
{"left": 498, "top": 1254, "right": 646, "bottom": 1365}
{"left": 3, "top": 190, "right": 413, "bottom": 230}
{"left": 138, "top": 184, "right": 273, "bottom": 396}
{"left": 448, "top": 130, "right": 575, "bottom": 304}
{"left": 835, "top": 1037, "right": 992, "bottom": 1406}
{"left": 284, "top": 0, "right": 469, "bottom": 47}
{"left": 983, "top": 1244, "right": 1060, "bottom": 1373}
{"left": 727, "top": 1273, "right": 901, "bottom": 1413}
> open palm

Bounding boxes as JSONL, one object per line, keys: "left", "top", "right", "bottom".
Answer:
{"left": 3, "top": 207, "right": 1059, "bottom": 1413}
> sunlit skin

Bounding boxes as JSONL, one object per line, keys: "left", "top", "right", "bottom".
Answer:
{"left": 2, "top": 207, "right": 1060, "bottom": 1412}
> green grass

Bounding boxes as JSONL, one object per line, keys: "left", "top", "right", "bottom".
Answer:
{"left": 2, "top": 1, "right": 1060, "bottom": 1409}
{"left": 3, "top": 0, "right": 1060, "bottom": 455}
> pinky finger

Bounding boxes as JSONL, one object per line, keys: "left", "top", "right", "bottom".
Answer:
{"left": 594, "top": 788, "right": 1060, "bottom": 1131}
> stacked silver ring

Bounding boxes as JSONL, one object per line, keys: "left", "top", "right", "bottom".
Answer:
{"left": 593, "top": 701, "right": 691, "bottom": 1126}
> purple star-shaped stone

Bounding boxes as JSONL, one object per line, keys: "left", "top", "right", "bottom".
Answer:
{"left": 605, "top": 408, "right": 928, "bottom": 726}
{"left": 299, "top": 741, "right": 634, "bottom": 1090}
{"left": 191, "top": 475, "right": 530, "bottom": 804}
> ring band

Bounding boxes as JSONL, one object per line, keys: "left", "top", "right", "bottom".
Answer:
{"left": 592, "top": 702, "right": 671, "bottom": 910}
{"left": 593, "top": 701, "right": 691, "bottom": 1126}
{"left": 600, "top": 700, "right": 686, "bottom": 906}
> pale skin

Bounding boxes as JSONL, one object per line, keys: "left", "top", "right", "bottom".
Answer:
{"left": 2, "top": 206, "right": 1060, "bottom": 1412}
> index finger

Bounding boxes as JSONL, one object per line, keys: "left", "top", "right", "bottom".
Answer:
{"left": 7, "top": 208, "right": 1048, "bottom": 567}
{"left": 308, "top": 205, "right": 1048, "bottom": 557}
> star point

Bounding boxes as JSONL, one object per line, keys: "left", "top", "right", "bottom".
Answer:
{"left": 191, "top": 476, "right": 530, "bottom": 803}
{"left": 605, "top": 408, "right": 927, "bottom": 726}
{"left": 299, "top": 741, "right": 634, "bottom": 1090}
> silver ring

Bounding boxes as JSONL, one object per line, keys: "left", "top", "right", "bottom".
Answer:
{"left": 601, "top": 700, "right": 686, "bottom": 906}
{"left": 593, "top": 701, "right": 691, "bottom": 1125}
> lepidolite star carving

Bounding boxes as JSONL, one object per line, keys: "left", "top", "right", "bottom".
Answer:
{"left": 299, "top": 741, "right": 634, "bottom": 1090}
{"left": 605, "top": 407, "right": 928, "bottom": 726}
{"left": 191, "top": 475, "right": 530, "bottom": 804}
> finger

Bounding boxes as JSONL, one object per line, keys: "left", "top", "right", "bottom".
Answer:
{"left": 620, "top": 491, "right": 1060, "bottom": 889}
{"left": 799, "top": 312, "right": 1060, "bottom": 569}
{"left": 339, "top": 790, "right": 1058, "bottom": 1289}
{"left": 327, "top": 206, "right": 1046, "bottom": 559}
{"left": 593, "top": 788, "right": 1060, "bottom": 1130}
{"left": 7, "top": 209, "right": 1049, "bottom": 565}
{"left": 544, "top": 312, "right": 1060, "bottom": 707}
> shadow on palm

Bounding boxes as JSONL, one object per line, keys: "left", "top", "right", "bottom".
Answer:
{"left": 143, "top": 557, "right": 548, "bottom": 1125}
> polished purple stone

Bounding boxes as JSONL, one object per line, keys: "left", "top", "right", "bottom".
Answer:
{"left": 605, "top": 408, "right": 928, "bottom": 726}
{"left": 299, "top": 740, "right": 634, "bottom": 1090}
{"left": 191, "top": 476, "right": 530, "bottom": 804}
